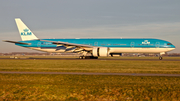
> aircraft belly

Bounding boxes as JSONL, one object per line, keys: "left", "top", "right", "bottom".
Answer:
{"left": 27, "top": 47, "right": 175, "bottom": 54}
{"left": 109, "top": 48, "right": 175, "bottom": 53}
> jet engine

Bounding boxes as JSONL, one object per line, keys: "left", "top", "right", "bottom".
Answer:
{"left": 92, "top": 47, "right": 109, "bottom": 57}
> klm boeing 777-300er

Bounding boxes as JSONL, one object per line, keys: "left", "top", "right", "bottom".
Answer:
{"left": 4, "top": 18, "right": 176, "bottom": 60}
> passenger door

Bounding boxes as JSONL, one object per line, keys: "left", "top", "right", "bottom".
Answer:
{"left": 37, "top": 42, "right": 41, "bottom": 48}
{"left": 94, "top": 42, "right": 98, "bottom": 46}
{"left": 130, "top": 42, "right": 135, "bottom": 48}
{"left": 155, "top": 42, "right": 160, "bottom": 48}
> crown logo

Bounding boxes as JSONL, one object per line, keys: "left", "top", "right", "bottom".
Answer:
{"left": 23, "top": 29, "right": 29, "bottom": 32}
{"left": 21, "top": 29, "right": 32, "bottom": 36}
{"left": 142, "top": 40, "right": 150, "bottom": 44}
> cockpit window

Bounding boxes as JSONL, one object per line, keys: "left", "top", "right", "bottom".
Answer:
{"left": 167, "top": 43, "right": 172, "bottom": 45}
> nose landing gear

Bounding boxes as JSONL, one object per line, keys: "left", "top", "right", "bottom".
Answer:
{"left": 159, "top": 52, "right": 165, "bottom": 60}
{"left": 159, "top": 56, "right": 163, "bottom": 60}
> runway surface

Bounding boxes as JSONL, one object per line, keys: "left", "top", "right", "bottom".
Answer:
{"left": 1, "top": 71, "right": 180, "bottom": 77}
{"left": 0, "top": 58, "right": 180, "bottom": 61}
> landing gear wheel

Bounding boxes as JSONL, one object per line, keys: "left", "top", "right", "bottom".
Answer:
{"left": 159, "top": 56, "right": 163, "bottom": 60}
{"left": 79, "top": 56, "right": 98, "bottom": 59}
{"left": 79, "top": 56, "right": 84, "bottom": 59}
{"left": 84, "top": 56, "right": 98, "bottom": 59}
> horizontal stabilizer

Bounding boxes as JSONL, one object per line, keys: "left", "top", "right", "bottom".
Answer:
{"left": 3, "top": 40, "right": 31, "bottom": 45}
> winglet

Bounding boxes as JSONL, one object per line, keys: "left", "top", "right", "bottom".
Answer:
{"left": 15, "top": 18, "right": 38, "bottom": 41}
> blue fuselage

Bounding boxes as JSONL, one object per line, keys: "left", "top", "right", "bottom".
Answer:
{"left": 16, "top": 38, "right": 175, "bottom": 49}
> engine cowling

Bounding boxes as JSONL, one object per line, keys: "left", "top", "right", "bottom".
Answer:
{"left": 92, "top": 47, "right": 109, "bottom": 57}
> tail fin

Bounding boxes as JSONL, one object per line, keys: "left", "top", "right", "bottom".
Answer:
{"left": 15, "top": 18, "right": 38, "bottom": 41}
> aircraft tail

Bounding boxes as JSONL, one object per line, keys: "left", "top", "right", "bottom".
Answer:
{"left": 15, "top": 18, "right": 38, "bottom": 41}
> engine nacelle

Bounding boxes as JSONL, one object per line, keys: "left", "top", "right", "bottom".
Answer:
{"left": 92, "top": 47, "right": 109, "bottom": 57}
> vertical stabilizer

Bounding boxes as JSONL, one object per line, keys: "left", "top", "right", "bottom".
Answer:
{"left": 15, "top": 18, "right": 38, "bottom": 41}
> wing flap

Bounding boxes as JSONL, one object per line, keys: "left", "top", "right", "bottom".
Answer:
{"left": 40, "top": 40, "right": 94, "bottom": 48}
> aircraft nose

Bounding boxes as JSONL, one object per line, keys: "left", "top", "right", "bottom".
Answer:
{"left": 172, "top": 45, "right": 176, "bottom": 48}
{"left": 168, "top": 45, "right": 176, "bottom": 51}
{"left": 166, "top": 42, "right": 175, "bottom": 48}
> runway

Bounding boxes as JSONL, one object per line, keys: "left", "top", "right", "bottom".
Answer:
{"left": 1, "top": 71, "right": 180, "bottom": 77}
{"left": 0, "top": 58, "right": 180, "bottom": 61}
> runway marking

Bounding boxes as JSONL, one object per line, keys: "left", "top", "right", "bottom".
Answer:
{"left": 0, "top": 71, "right": 180, "bottom": 77}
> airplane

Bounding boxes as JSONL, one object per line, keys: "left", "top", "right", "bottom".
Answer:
{"left": 3, "top": 18, "right": 176, "bottom": 60}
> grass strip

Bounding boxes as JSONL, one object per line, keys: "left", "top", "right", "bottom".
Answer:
{"left": 0, "top": 59, "right": 180, "bottom": 74}
{"left": 0, "top": 74, "right": 180, "bottom": 100}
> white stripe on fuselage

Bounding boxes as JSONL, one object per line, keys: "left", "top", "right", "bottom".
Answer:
{"left": 109, "top": 48, "right": 175, "bottom": 53}
{"left": 28, "top": 47, "right": 175, "bottom": 53}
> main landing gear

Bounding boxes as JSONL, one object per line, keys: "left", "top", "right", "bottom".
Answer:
{"left": 79, "top": 56, "right": 98, "bottom": 59}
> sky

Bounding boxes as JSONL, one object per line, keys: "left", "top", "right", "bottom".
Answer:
{"left": 0, "top": 0, "right": 180, "bottom": 53}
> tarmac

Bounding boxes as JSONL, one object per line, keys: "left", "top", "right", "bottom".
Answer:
{"left": 0, "top": 71, "right": 180, "bottom": 77}
{"left": 0, "top": 58, "right": 180, "bottom": 61}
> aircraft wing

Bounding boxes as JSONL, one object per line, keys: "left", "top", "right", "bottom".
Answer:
{"left": 3, "top": 40, "right": 31, "bottom": 45}
{"left": 40, "top": 40, "right": 94, "bottom": 48}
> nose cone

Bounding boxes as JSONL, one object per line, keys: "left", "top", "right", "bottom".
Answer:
{"left": 167, "top": 47, "right": 175, "bottom": 51}
{"left": 165, "top": 42, "right": 176, "bottom": 48}
{"left": 172, "top": 45, "right": 176, "bottom": 48}
{"left": 164, "top": 42, "right": 176, "bottom": 51}
{"left": 167, "top": 45, "right": 176, "bottom": 51}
